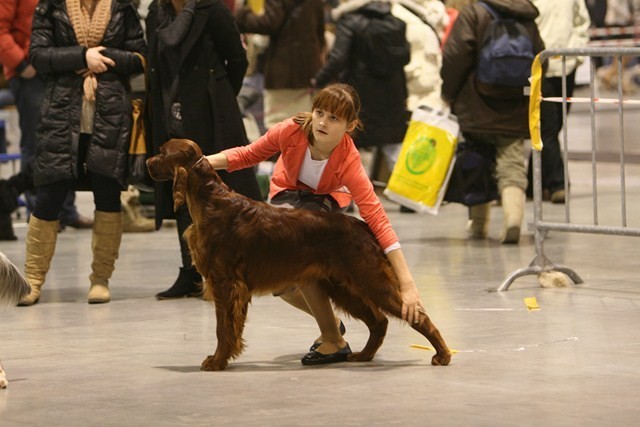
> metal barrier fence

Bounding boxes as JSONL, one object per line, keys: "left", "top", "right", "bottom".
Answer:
{"left": 498, "top": 47, "right": 640, "bottom": 291}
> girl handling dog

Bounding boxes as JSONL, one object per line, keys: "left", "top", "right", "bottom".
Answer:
{"left": 206, "top": 83, "right": 426, "bottom": 365}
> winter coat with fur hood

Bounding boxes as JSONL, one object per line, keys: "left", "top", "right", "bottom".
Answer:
{"left": 29, "top": 0, "right": 146, "bottom": 187}
{"left": 440, "top": 0, "right": 545, "bottom": 137}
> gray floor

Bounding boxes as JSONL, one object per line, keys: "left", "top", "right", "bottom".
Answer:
{"left": 1, "top": 86, "right": 640, "bottom": 426}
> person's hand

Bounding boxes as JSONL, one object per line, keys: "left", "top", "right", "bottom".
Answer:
{"left": 85, "top": 46, "right": 115, "bottom": 74}
{"left": 20, "top": 64, "right": 37, "bottom": 79}
{"left": 400, "top": 281, "right": 425, "bottom": 324}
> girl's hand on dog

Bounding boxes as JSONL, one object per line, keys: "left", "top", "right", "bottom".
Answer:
{"left": 401, "top": 283, "right": 424, "bottom": 324}
{"left": 386, "top": 249, "right": 424, "bottom": 324}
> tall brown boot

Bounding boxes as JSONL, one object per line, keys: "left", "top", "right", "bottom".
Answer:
{"left": 18, "top": 216, "right": 59, "bottom": 306}
{"left": 500, "top": 186, "right": 525, "bottom": 244}
{"left": 88, "top": 211, "right": 123, "bottom": 304}
{"left": 121, "top": 187, "right": 154, "bottom": 232}
{"left": 467, "top": 203, "right": 491, "bottom": 239}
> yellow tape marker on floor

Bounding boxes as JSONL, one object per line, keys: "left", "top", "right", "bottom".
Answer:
{"left": 411, "top": 344, "right": 459, "bottom": 354}
{"left": 524, "top": 297, "right": 540, "bottom": 311}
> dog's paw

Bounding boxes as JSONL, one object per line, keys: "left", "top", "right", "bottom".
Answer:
{"left": 431, "top": 352, "right": 451, "bottom": 366}
{"left": 347, "top": 351, "right": 374, "bottom": 362}
{"left": 200, "top": 355, "right": 228, "bottom": 371}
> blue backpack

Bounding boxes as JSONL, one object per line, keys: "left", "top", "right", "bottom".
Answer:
{"left": 475, "top": 2, "right": 535, "bottom": 98}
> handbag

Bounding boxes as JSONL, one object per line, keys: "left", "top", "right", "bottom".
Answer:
{"left": 127, "top": 52, "right": 150, "bottom": 189}
{"left": 384, "top": 105, "right": 459, "bottom": 215}
{"left": 443, "top": 138, "right": 499, "bottom": 206}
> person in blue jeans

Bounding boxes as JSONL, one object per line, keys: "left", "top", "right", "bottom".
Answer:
{"left": 0, "top": 0, "right": 92, "bottom": 229}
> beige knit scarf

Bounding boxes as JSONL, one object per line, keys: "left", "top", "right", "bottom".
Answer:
{"left": 66, "top": 0, "right": 112, "bottom": 103}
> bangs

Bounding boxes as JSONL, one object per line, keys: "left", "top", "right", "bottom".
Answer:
{"left": 312, "top": 86, "right": 358, "bottom": 122}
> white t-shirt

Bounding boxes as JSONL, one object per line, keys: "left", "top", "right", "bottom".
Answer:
{"left": 297, "top": 147, "right": 400, "bottom": 254}
{"left": 298, "top": 147, "right": 328, "bottom": 190}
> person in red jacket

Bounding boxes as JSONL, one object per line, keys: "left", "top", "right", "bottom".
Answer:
{"left": 0, "top": 0, "right": 92, "bottom": 230}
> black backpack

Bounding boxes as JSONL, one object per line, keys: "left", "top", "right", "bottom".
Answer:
{"left": 361, "top": 13, "right": 411, "bottom": 77}
{"left": 475, "top": 2, "right": 536, "bottom": 99}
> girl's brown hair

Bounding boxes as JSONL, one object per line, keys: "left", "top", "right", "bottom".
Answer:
{"left": 294, "top": 83, "right": 363, "bottom": 144}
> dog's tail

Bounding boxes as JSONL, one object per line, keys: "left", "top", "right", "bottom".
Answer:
{"left": 0, "top": 252, "right": 30, "bottom": 307}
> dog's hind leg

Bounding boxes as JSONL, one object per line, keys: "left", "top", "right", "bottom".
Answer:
{"left": 410, "top": 313, "right": 451, "bottom": 366}
{"left": 325, "top": 280, "right": 388, "bottom": 362}
{"left": 201, "top": 279, "right": 251, "bottom": 371}
{"left": 375, "top": 290, "right": 451, "bottom": 366}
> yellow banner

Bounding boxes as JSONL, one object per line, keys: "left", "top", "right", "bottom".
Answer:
{"left": 529, "top": 53, "right": 543, "bottom": 151}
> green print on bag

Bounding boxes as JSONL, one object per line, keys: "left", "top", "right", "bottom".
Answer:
{"left": 405, "top": 135, "right": 437, "bottom": 175}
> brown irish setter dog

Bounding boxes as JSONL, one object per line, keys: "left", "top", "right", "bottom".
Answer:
{"left": 147, "top": 139, "right": 451, "bottom": 371}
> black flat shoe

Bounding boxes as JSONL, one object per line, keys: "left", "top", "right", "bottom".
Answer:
{"left": 301, "top": 343, "right": 352, "bottom": 366}
{"left": 309, "top": 320, "right": 346, "bottom": 352}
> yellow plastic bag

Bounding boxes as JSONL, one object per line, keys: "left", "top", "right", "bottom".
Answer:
{"left": 384, "top": 106, "right": 459, "bottom": 215}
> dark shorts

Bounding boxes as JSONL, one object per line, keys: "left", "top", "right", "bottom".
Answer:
{"left": 270, "top": 190, "right": 346, "bottom": 213}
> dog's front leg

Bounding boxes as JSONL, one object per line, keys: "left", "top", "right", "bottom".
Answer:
{"left": 0, "top": 360, "right": 7, "bottom": 388}
{"left": 201, "top": 281, "right": 250, "bottom": 371}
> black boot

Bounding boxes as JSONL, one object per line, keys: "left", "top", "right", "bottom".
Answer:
{"left": 0, "top": 213, "right": 17, "bottom": 241}
{"left": 155, "top": 267, "right": 203, "bottom": 300}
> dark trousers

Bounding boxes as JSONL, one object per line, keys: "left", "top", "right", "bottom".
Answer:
{"left": 175, "top": 204, "right": 193, "bottom": 268}
{"left": 33, "top": 173, "right": 121, "bottom": 221}
{"left": 527, "top": 71, "right": 576, "bottom": 195}
{"left": 9, "top": 75, "right": 79, "bottom": 221}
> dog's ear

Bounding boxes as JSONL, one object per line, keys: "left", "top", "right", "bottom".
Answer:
{"left": 172, "top": 167, "right": 189, "bottom": 211}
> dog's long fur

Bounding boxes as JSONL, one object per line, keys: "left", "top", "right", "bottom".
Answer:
{"left": 147, "top": 139, "right": 451, "bottom": 371}
{"left": 0, "top": 252, "right": 30, "bottom": 308}
{"left": 0, "top": 252, "right": 31, "bottom": 388}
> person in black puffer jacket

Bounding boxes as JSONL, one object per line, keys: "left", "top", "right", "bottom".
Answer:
{"left": 18, "top": 0, "right": 146, "bottom": 306}
{"left": 313, "top": 0, "right": 410, "bottom": 181}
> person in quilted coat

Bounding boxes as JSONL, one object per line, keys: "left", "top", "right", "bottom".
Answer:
{"left": 18, "top": 0, "right": 146, "bottom": 306}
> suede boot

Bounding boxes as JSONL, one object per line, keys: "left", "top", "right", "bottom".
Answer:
{"left": 155, "top": 266, "right": 202, "bottom": 300}
{"left": 500, "top": 186, "right": 525, "bottom": 244}
{"left": 467, "top": 203, "right": 491, "bottom": 239}
{"left": 18, "top": 216, "right": 59, "bottom": 306}
{"left": 88, "top": 211, "right": 123, "bottom": 304}
{"left": 121, "top": 187, "right": 155, "bottom": 232}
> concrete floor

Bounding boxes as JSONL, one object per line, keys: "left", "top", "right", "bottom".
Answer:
{"left": 1, "top": 86, "right": 640, "bottom": 426}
